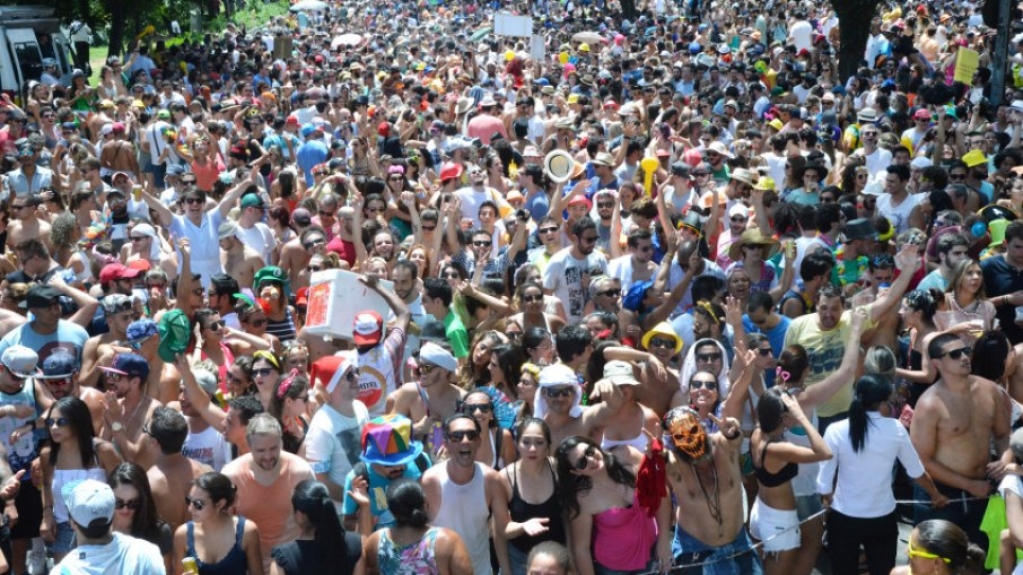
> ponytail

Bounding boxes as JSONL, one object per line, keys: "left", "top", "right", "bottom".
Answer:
{"left": 848, "top": 375, "right": 893, "bottom": 453}
{"left": 314, "top": 496, "right": 345, "bottom": 568}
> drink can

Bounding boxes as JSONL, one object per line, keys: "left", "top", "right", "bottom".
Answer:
{"left": 182, "top": 557, "right": 198, "bottom": 574}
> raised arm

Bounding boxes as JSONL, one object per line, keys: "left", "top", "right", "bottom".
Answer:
{"left": 360, "top": 273, "right": 410, "bottom": 333}
{"left": 140, "top": 185, "right": 173, "bottom": 228}
{"left": 216, "top": 165, "right": 260, "bottom": 219}
{"left": 798, "top": 307, "right": 867, "bottom": 408}
{"left": 48, "top": 274, "right": 99, "bottom": 327}
{"left": 867, "top": 243, "right": 921, "bottom": 322}
{"left": 175, "top": 355, "right": 227, "bottom": 429}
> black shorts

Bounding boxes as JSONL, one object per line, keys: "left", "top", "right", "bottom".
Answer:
{"left": 11, "top": 481, "right": 41, "bottom": 540}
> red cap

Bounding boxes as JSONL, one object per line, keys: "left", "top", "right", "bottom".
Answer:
{"left": 111, "top": 122, "right": 126, "bottom": 133}
{"left": 567, "top": 195, "right": 592, "bottom": 210}
{"left": 913, "top": 108, "right": 932, "bottom": 120}
{"left": 377, "top": 121, "right": 390, "bottom": 137}
{"left": 314, "top": 54, "right": 324, "bottom": 64}
{"left": 296, "top": 287, "right": 309, "bottom": 307}
{"left": 99, "top": 263, "right": 141, "bottom": 285}
{"left": 285, "top": 115, "right": 299, "bottom": 126}
{"left": 352, "top": 310, "right": 383, "bottom": 346}
{"left": 127, "top": 259, "right": 152, "bottom": 272}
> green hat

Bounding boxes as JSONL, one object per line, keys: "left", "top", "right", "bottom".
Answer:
{"left": 253, "top": 266, "right": 291, "bottom": 300}
{"left": 157, "top": 309, "right": 191, "bottom": 363}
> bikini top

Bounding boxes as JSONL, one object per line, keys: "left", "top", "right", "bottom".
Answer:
{"left": 754, "top": 438, "right": 798, "bottom": 488}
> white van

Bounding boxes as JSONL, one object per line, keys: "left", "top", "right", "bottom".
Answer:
{"left": 0, "top": 5, "right": 76, "bottom": 104}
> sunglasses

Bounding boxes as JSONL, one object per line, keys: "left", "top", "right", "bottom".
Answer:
{"left": 309, "top": 265, "right": 324, "bottom": 272}
{"left": 522, "top": 294, "right": 543, "bottom": 303}
{"left": 544, "top": 386, "right": 575, "bottom": 399}
{"left": 303, "top": 238, "right": 326, "bottom": 249}
{"left": 115, "top": 498, "right": 141, "bottom": 510}
{"left": 47, "top": 377, "right": 73, "bottom": 387}
{"left": 184, "top": 197, "right": 203, "bottom": 205}
{"left": 472, "top": 240, "right": 492, "bottom": 247}
{"left": 205, "top": 320, "right": 225, "bottom": 331}
{"left": 253, "top": 367, "right": 276, "bottom": 377}
{"left": 648, "top": 337, "right": 676, "bottom": 349}
{"left": 539, "top": 227, "right": 559, "bottom": 234}
{"left": 597, "top": 202, "right": 614, "bottom": 208}
{"left": 690, "top": 379, "right": 717, "bottom": 391}
{"left": 575, "top": 445, "right": 596, "bottom": 470}
{"left": 696, "top": 353, "right": 722, "bottom": 362}
{"left": 446, "top": 430, "right": 481, "bottom": 442}
{"left": 731, "top": 216, "right": 747, "bottom": 222}
{"left": 418, "top": 363, "right": 440, "bottom": 374}
{"left": 907, "top": 540, "right": 951, "bottom": 563}
{"left": 248, "top": 318, "right": 267, "bottom": 328}
{"left": 185, "top": 496, "right": 207, "bottom": 511}
{"left": 463, "top": 403, "right": 493, "bottom": 414}
{"left": 949, "top": 174, "right": 966, "bottom": 180}
{"left": 129, "top": 236, "right": 147, "bottom": 242}
{"left": 45, "top": 417, "right": 70, "bottom": 427}
{"left": 758, "top": 348, "right": 773, "bottom": 356}
{"left": 936, "top": 346, "right": 971, "bottom": 360}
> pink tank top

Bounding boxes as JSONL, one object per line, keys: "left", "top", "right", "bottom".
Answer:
{"left": 592, "top": 489, "right": 658, "bottom": 571}
{"left": 203, "top": 342, "right": 236, "bottom": 394}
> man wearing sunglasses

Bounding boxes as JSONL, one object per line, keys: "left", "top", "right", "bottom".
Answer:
{"left": 36, "top": 352, "right": 104, "bottom": 435}
{"left": 911, "top": 333, "right": 1012, "bottom": 551}
{"left": 535, "top": 363, "right": 624, "bottom": 448}
{"left": 387, "top": 342, "right": 464, "bottom": 460}
{"left": 422, "top": 412, "right": 512, "bottom": 575}
{"left": 608, "top": 228, "right": 659, "bottom": 288}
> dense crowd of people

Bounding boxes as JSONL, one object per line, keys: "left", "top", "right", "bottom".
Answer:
{"left": 1, "top": 0, "right": 1023, "bottom": 573}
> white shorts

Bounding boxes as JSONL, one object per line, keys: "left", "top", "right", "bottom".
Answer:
{"left": 750, "top": 498, "right": 801, "bottom": 552}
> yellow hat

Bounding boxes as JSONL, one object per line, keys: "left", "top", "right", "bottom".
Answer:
{"left": 567, "top": 93, "right": 580, "bottom": 104}
{"left": 754, "top": 176, "right": 776, "bottom": 191}
{"left": 579, "top": 43, "right": 590, "bottom": 52}
{"left": 768, "top": 119, "right": 784, "bottom": 132}
{"left": 641, "top": 322, "right": 683, "bottom": 354}
{"left": 131, "top": 100, "right": 145, "bottom": 109}
{"left": 962, "top": 149, "right": 988, "bottom": 168}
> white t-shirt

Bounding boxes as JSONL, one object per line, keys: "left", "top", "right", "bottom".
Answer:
{"left": 49, "top": 532, "right": 165, "bottom": 575}
{"left": 304, "top": 402, "right": 370, "bottom": 510}
{"left": 876, "top": 192, "right": 922, "bottom": 235}
{"left": 234, "top": 222, "right": 275, "bottom": 265}
{"left": 182, "top": 425, "right": 233, "bottom": 471}
{"left": 542, "top": 248, "right": 608, "bottom": 324}
{"left": 789, "top": 20, "right": 814, "bottom": 52}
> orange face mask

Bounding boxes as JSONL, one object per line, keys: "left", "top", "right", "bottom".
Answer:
{"left": 667, "top": 408, "right": 708, "bottom": 461}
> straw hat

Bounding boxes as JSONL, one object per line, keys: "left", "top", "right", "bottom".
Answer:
{"left": 728, "top": 229, "right": 780, "bottom": 261}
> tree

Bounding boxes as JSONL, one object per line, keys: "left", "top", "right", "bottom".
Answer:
{"left": 832, "top": 0, "right": 882, "bottom": 82}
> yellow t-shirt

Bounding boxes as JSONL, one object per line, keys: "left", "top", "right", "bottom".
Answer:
{"left": 783, "top": 309, "right": 875, "bottom": 418}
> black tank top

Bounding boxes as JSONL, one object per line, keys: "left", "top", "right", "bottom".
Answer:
{"left": 754, "top": 439, "right": 798, "bottom": 488}
{"left": 507, "top": 460, "right": 567, "bottom": 552}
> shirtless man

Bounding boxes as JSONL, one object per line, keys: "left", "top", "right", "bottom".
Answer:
{"left": 100, "top": 353, "right": 163, "bottom": 469}
{"left": 911, "top": 332, "right": 1013, "bottom": 549}
{"left": 145, "top": 407, "right": 209, "bottom": 531}
{"left": 6, "top": 198, "right": 52, "bottom": 254}
{"left": 99, "top": 122, "right": 141, "bottom": 182}
{"left": 536, "top": 363, "right": 623, "bottom": 448}
{"left": 127, "top": 318, "right": 178, "bottom": 406}
{"left": 80, "top": 295, "right": 133, "bottom": 388}
{"left": 386, "top": 342, "right": 466, "bottom": 458}
{"left": 218, "top": 221, "right": 264, "bottom": 290}
{"left": 663, "top": 406, "right": 763, "bottom": 573}
{"left": 279, "top": 224, "right": 321, "bottom": 292}
{"left": 37, "top": 351, "right": 105, "bottom": 435}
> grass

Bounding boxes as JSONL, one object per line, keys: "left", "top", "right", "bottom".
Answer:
{"left": 88, "top": 1, "right": 290, "bottom": 84}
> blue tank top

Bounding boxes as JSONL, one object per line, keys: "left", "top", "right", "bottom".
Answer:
{"left": 186, "top": 516, "right": 248, "bottom": 575}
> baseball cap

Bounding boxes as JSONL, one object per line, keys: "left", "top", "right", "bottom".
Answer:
{"left": 126, "top": 318, "right": 159, "bottom": 346}
{"left": 101, "top": 294, "right": 132, "bottom": 315}
{"left": 99, "top": 353, "right": 150, "bottom": 381}
{"left": 240, "top": 194, "right": 265, "bottom": 210}
{"left": 38, "top": 351, "right": 77, "bottom": 380}
{"left": 99, "top": 263, "right": 141, "bottom": 285}
{"left": 353, "top": 310, "right": 384, "bottom": 346}
{"left": 67, "top": 479, "right": 115, "bottom": 527}
{"left": 603, "top": 360, "right": 640, "bottom": 386}
{"left": 157, "top": 309, "right": 191, "bottom": 363}
{"left": 218, "top": 221, "right": 239, "bottom": 240}
{"left": 1, "top": 346, "right": 38, "bottom": 378}
{"left": 21, "top": 285, "right": 61, "bottom": 309}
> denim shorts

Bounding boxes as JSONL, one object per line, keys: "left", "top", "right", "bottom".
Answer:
{"left": 672, "top": 524, "right": 764, "bottom": 575}
{"left": 48, "top": 521, "right": 75, "bottom": 554}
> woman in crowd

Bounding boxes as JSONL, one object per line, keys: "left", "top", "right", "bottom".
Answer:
{"left": 109, "top": 463, "right": 174, "bottom": 570}
{"left": 509, "top": 282, "right": 566, "bottom": 334}
{"left": 251, "top": 350, "right": 282, "bottom": 410}
{"left": 817, "top": 375, "right": 949, "bottom": 575}
{"left": 237, "top": 301, "right": 283, "bottom": 356}
{"left": 891, "top": 519, "right": 985, "bottom": 575}
{"left": 173, "top": 471, "right": 263, "bottom": 575}
{"left": 255, "top": 267, "right": 298, "bottom": 344}
{"left": 934, "top": 259, "right": 996, "bottom": 345}
{"left": 40, "top": 396, "right": 122, "bottom": 561}
{"left": 502, "top": 418, "right": 567, "bottom": 575}
{"left": 488, "top": 343, "right": 526, "bottom": 403}
{"left": 516, "top": 363, "right": 541, "bottom": 422}
{"left": 269, "top": 372, "right": 311, "bottom": 454}
{"left": 363, "top": 478, "right": 472, "bottom": 575}
{"left": 270, "top": 480, "right": 364, "bottom": 575}
{"left": 556, "top": 436, "right": 671, "bottom": 575}
{"left": 895, "top": 290, "right": 942, "bottom": 407}
{"left": 749, "top": 388, "right": 832, "bottom": 575}
{"left": 520, "top": 327, "right": 556, "bottom": 368}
